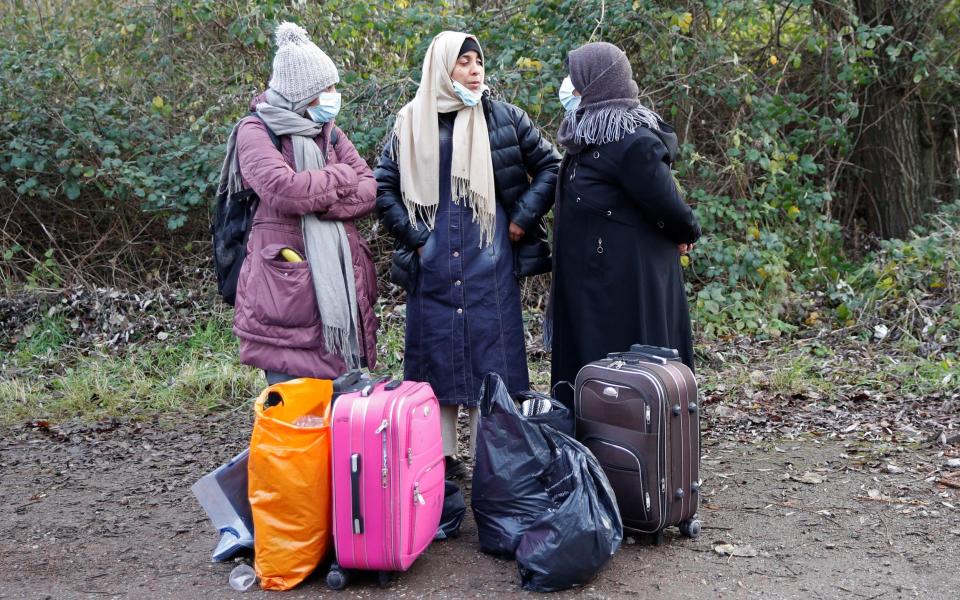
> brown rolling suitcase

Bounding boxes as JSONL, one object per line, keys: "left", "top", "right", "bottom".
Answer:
{"left": 574, "top": 344, "right": 701, "bottom": 542}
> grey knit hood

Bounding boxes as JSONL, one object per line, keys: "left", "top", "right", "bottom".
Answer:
{"left": 557, "top": 42, "right": 663, "bottom": 155}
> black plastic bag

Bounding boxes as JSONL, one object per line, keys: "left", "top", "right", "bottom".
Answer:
{"left": 472, "top": 374, "right": 556, "bottom": 557}
{"left": 435, "top": 480, "right": 466, "bottom": 540}
{"left": 515, "top": 430, "right": 623, "bottom": 592}
{"left": 512, "top": 390, "right": 575, "bottom": 437}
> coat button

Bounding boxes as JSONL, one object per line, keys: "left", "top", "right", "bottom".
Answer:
{"left": 576, "top": 197, "right": 581, "bottom": 203}
{"left": 657, "top": 221, "right": 665, "bottom": 229}
{"left": 455, "top": 280, "right": 462, "bottom": 286}
{"left": 453, "top": 251, "right": 460, "bottom": 257}
{"left": 593, "top": 151, "right": 600, "bottom": 159}
{"left": 456, "top": 308, "right": 463, "bottom": 314}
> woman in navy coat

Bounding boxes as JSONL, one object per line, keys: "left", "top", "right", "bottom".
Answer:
{"left": 375, "top": 32, "right": 560, "bottom": 476}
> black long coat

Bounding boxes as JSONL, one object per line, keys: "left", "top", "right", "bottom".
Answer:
{"left": 550, "top": 122, "right": 701, "bottom": 407}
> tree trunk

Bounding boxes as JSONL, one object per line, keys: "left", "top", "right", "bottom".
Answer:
{"left": 854, "top": 85, "right": 933, "bottom": 239}
{"left": 839, "top": 0, "right": 948, "bottom": 239}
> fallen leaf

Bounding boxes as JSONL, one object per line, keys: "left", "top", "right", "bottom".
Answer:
{"left": 790, "top": 472, "right": 824, "bottom": 485}
{"left": 712, "top": 404, "right": 748, "bottom": 420}
{"left": 714, "top": 542, "right": 758, "bottom": 557}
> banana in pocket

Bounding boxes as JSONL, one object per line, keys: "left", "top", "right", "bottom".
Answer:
{"left": 280, "top": 248, "right": 304, "bottom": 263}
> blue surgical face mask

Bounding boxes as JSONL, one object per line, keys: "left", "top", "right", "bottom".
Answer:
{"left": 307, "top": 92, "right": 342, "bottom": 123}
{"left": 452, "top": 80, "right": 482, "bottom": 107}
{"left": 559, "top": 76, "right": 580, "bottom": 112}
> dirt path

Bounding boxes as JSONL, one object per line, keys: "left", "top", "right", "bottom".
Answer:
{"left": 1, "top": 412, "right": 957, "bottom": 600}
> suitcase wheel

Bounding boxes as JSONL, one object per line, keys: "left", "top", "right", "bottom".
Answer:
{"left": 326, "top": 564, "right": 349, "bottom": 591}
{"left": 679, "top": 518, "right": 701, "bottom": 539}
{"left": 377, "top": 571, "right": 393, "bottom": 588}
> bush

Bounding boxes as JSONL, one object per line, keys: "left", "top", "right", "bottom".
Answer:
{"left": 1, "top": 0, "right": 957, "bottom": 345}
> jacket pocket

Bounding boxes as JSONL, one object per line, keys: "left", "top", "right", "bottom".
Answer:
{"left": 389, "top": 246, "right": 419, "bottom": 292}
{"left": 250, "top": 243, "right": 320, "bottom": 328}
{"left": 357, "top": 237, "right": 378, "bottom": 304}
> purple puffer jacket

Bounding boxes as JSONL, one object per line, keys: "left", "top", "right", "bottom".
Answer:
{"left": 232, "top": 101, "right": 378, "bottom": 378}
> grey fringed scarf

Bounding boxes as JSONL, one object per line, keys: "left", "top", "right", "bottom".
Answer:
{"left": 556, "top": 42, "right": 662, "bottom": 156}
{"left": 218, "top": 89, "right": 361, "bottom": 367}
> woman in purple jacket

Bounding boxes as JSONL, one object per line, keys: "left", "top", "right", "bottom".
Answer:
{"left": 220, "top": 22, "right": 378, "bottom": 384}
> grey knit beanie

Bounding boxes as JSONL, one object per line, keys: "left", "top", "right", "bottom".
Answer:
{"left": 268, "top": 22, "right": 339, "bottom": 104}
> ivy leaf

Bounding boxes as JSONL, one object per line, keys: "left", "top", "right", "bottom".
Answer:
{"left": 65, "top": 182, "right": 81, "bottom": 200}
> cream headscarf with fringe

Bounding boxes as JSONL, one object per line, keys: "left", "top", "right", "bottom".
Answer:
{"left": 392, "top": 31, "right": 496, "bottom": 247}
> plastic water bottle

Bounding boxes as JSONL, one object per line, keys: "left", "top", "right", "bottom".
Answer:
{"left": 292, "top": 414, "right": 325, "bottom": 428}
{"left": 229, "top": 564, "right": 257, "bottom": 592}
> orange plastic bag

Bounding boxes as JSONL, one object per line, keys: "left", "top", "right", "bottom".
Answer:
{"left": 248, "top": 378, "right": 334, "bottom": 591}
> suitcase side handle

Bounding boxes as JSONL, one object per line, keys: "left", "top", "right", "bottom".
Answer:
{"left": 607, "top": 351, "right": 669, "bottom": 365}
{"left": 628, "top": 344, "right": 680, "bottom": 360}
{"left": 350, "top": 453, "right": 363, "bottom": 534}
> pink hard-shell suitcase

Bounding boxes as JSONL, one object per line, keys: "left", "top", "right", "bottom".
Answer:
{"left": 327, "top": 379, "right": 445, "bottom": 589}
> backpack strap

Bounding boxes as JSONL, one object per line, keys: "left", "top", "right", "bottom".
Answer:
{"left": 250, "top": 112, "right": 282, "bottom": 151}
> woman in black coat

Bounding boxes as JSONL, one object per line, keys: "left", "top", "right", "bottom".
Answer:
{"left": 548, "top": 42, "right": 701, "bottom": 409}
{"left": 375, "top": 32, "right": 560, "bottom": 477}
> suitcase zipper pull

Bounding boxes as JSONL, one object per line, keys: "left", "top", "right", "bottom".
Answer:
{"left": 645, "top": 492, "right": 651, "bottom": 512}
{"left": 407, "top": 447, "right": 413, "bottom": 466}
{"left": 413, "top": 483, "right": 426, "bottom": 506}
{"left": 645, "top": 404, "right": 651, "bottom": 425}
{"left": 377, "top": 419, "right": 389, "bottom": 488}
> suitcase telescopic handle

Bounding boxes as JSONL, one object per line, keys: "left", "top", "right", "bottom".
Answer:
{"left": 629, "top": 344, "right": 680, "bottom": 360}
{"left": 333, "top": 369, "right": 364, "bottom": 393}
{"left": 360, "top": 375, "right": 393, "bottom": 397}
{"left": 350, "top": 453, "right": 363, "bottom": 534}
{"left": 607, "top": 351, "right": 669, "bottom": 365}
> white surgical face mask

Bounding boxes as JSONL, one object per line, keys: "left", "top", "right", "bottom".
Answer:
{"left": 452, "top": 80, "right": 482, "bottom": 107}
{"left": 307, "top": 92, "right": 342, "bottom": 123}
{"left": 559, "top": 76, "right": 580, "bottom": 112}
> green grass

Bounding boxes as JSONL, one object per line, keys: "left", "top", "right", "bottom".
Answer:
{"left": 698, "top": 345, "right": 957, "bottom": 401}
{"left": 14, "top": 312, "right": 69, "bottom": 360}
{"left": 889, "top": 355, "right": 958, "bottom": 396}
{"left": 0, "top": 315, "right": 263, "bottom": 427}
{"left": 2, "top": 300, "right": 954, "bottom": 429}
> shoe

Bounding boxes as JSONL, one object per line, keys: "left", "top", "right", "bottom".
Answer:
{"left": 445, "top": 456, "right": 468, "bottom": 480}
